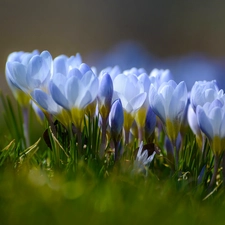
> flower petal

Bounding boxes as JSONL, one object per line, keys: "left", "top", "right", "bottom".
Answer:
{"left": 196, "top": 106, "right": 213, "bottom": 141}
{"left": 149, "top": 84, "right": 166, "bottom": 123}
{"left": 130, "top": 92, "right": 147, "bottom": 111}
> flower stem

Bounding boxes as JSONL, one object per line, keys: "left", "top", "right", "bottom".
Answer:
{"left": 22, "top": 106, "right": 30, "bottom": 147}
{"left": 138, "top": 127, "right": 144, "bottom": 145}
{"left": 99, "top": 117, "right": 107, "bottom": 158}
{"left": 222, "top": 153, "right": 225, "bottom": 185}
{"left": 114, "top": 139, "right": 120, "bottom": 162}
{"left": 209, "top": 155, "right": 220, "bottom": 188}
{"left": 124, "top": 129, "right": 129, "bottom": 145}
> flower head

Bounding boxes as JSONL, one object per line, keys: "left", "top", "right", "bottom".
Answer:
{"left": 133, "top": 141, "right": 156, "bottom": 176}
{"left": 5, "top": 50, "right": 39, "bottom": 106}
{"left": 149, "top": 80, "right": 187, "bottom": 143}
{"left": 6, "top": 50, "right": 52, "bottom": 94}
{"left": 113, "top": 73, "right": 146, "bottom": 133}
{"left": 196, "top": 99, "right": 225, "bottom": 155}
{"left": 49, "top": 63, "right": 98, "bottom": 129}
{"left": 190, "top": 80, "right": 224, "bottom": 112}
{"left": 97, "top": 73, "right": 113, "bottom": 120}
{"left": 109, "top": 99, "right": 124, "bottom": 142}
{"left": 53, "top": 53, "right": 82, "bottom": 76}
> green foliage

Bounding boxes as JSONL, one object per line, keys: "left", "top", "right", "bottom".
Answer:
{"left": 0, "top": 95, "right": 225, "bottom": 224}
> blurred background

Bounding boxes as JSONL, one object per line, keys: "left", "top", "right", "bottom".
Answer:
{"left": 1, "top": 0, "right": 225, "bottom": 93}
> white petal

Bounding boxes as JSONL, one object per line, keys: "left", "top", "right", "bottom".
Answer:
{"left": 196, "top": 106, "right": 213, "bottom": 141}
{"left": 65, "top": 76, "right": 79, "bottom": 107}
{"left": 130, "top": 92, "right": 147, "bottom": 111}
{"left": 149, "top": 84, "right": 166, "bottom": 123}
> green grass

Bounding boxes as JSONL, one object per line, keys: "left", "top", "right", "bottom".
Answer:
{"left": 0, "top": 94, "right": 225, "bottom": 225}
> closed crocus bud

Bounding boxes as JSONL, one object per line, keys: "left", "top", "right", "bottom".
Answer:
{"left": 109, "top": 99, "right": 124, "bottom": 141}
{"left": 190, "top": 80, "right": 224, "bottom": 112}
{"left": 145, "top": 106, "right": 156, "bottom": 142}
{"left": 109, "top": 99, "right": 124, "bottom": 161}
{"left": 97, "top": 73, "right": 113, "bottom": 120}
{"left": 149, "top": 80, "right": 187, "bottom": 144}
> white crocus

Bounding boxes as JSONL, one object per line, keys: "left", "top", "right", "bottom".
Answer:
{"left": 113, "top": 73, "right": 147, "bottom": 143}
{"left": 149, "top": 80, "right": 187, "bottom": 144}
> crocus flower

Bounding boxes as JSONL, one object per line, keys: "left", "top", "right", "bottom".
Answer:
{"left": 149, "top": 69, "right": 172, "bottom": 90}
{"left": 53, "top": 53, "right": 82, "bottom": 76}
{"left": 113, "top": 73, "right": 147, "bottom": 143}
{"left": 196, "top": 99, "right": 225, "bottom": 187}
{"left": 49, "top": 63, "right": 99, "bottom": 129}
{"left": 97, "top": 73, "right": 113, "bottom": 123}
{"left": 196, "top": 99, "right": 225, "bottom": 156}
{"left": 109, "top": 99, "right": 124, "bottom": 161}
{"left": 149, "top": 80, "right": 187, "bottom": 144}
{"left": 190, "top": 80, "right": 224, "bottom": 112}
{"left": 31, "top": 88, "right": 71, "bottom": 128}
{"left": 135, "top": 73, "right": 151, "bottom": 129}
{"left": 144, "top": 106, "right": 156, "bottom": 142}
{"left": 5, "top": 50, "right": 39, "bottom": 106}
{"left": 187, "top": 104, "right": 203, "bottom": 149}
{"left": 133, "top": 141, "right": 156, "bottom": 176}
{"left": 6, "top": 50, "right": 52, "bottom": 95}
{"left": 98, "top": 65, "right": 121, "bottom": 81}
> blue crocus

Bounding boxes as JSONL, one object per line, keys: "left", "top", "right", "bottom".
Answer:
{"left": 109, "top": 99, "right": 124, "bottom": 140}
{"left": 6, "top": 50, "right": 52, "bottom": 94}
{"left": 144, "top": 106, "right": 156, "bottom": 141}
{"left": 149, "top": 80, "right": 187, "bottom": 144}
{"left": 196, "top": 99, "right": 225, "bottom": 156}
{"left": 187, "top": 104, "right": 203, "bottom": 149}
{"left": 53, "top": 53, "right": 82, "bottom": 76}
{"left": 196, "top": 98, "right": 225, "bottom": 187}
{"left": 190, "top": 80, "right": 224, "bottom": 112}
{"left": 109, "top": 99, "right": 124, "bottom": 161}
{"left": 49, "top": 63, "right": 99, "bottom": 129}
{"left": 149, "top": 69, "right": 172, "bottom": 90}
{"left": 113, "top": 73, "right": 147, "bottom": 143}
{"left": 5, "top": 50, "right": 39, "bottom": 105}
{"left": 97, "top": 73, "right": 113, "bottom": 120}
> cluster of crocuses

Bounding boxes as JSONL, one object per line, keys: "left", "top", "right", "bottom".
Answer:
{"left": 5, "top": 50, "right": 225, "bottom": 182}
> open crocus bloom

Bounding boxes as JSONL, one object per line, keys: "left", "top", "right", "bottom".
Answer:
{"left": 49, "top": 63, "right": 99, "bottom": 129}
{"left": 190, "top": 80, "right": 225, "bottom": 112}
{"left": 113, "top": 73, "right": 147, "bottom": 134}
{"left": 133, "top": 141, "right": 156, "bottom": 176}
{"left": 6, "top": 50, "right": 52, "bottom": 95}
{"left": 149, "top": 80, "right": 187, "bottom": 143}
{"left": 196, "top": 99, "right": 225, "bottom": 156}
{"left": 53, "top": 53, "right": 82, "bottom": 75}
{"left": 5, "top": 50, "right": 39, "bottom": 106}
{"left": 149, "top": 69, "right": 172, "bottom": 90}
